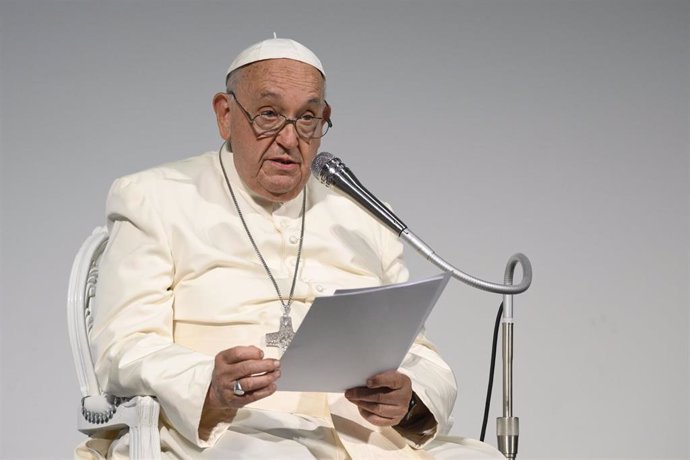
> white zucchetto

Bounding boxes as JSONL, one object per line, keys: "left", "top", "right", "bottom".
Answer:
{"left": 226, "top": 37, "right": 325, "bottom": 79}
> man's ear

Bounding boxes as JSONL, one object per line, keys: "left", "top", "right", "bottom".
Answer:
{"left": 212, "top": 93, "right": 232, "bottom": 140}
{"left": 323, "top": 103, "right": 332, "bottom": 123}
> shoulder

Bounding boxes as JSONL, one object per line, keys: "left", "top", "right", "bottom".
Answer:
{"left": 307, "top": 175, "right": 399, "bottom": 242}
{"left": 105, "top": 151, "right": 222, "bottom": 218}
{"left": 307, "top": 175, "right": 398, "bottom": 229}
{"left": 114, "top": 151, "right": 218, "bottom": 188}
{"left": 306, "top": 176, "right": 407, "bottom": 281}
{"left": 307, "top": 175, "right": 361, "bottom": 218}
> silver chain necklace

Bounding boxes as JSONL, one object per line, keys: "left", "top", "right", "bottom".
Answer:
{"left": 218, "top": 146, "right": 305, "bottom": 352}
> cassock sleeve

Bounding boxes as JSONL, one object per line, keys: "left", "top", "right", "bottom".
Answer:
{"left": 90, "top": 176, "right": 228, "bottom": 448}
{"left": 377, "top": 222, "right": 458, "bottom": 448}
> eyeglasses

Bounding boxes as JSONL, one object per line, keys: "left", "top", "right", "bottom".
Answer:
{"left": 227, "top": 91, "right": 332, "bottom": 139}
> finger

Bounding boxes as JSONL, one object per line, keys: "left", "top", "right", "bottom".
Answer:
{"left": 216, "top": 365, "right": 280, "bottom": 396}
{"left": 345, "top": 386, "right": 395, "bottom": 403}
{"left": 351, "top": 399, "right": 407, "bottom": 419}
{"left": 227, "top": 383, "right": 278, "bottom": 408}
{"left": 346, "top": 391, "right": 406, "bottom": 410}
{"left": 219, "top": 373, "right": 279, "bottom": 404}
{"left": 357, "top": 406, "right": 397, "bottom": 427}
{"left": 218, "top": 346, "right": 265, "bottom": 364}
{"left": 234, "top": 369, "right": 281, "bottom": 394}
{"left": 211, "top": 360, "right": 279, "bottom": 404}
{"left": 225, "top": 359, "right": 280, "bottom": 381}
{"left": 366, "top": 370, "right": 408, "bottom": 390}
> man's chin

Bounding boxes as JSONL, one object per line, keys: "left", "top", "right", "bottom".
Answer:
{"left": 259, "top": 183, "right": 304, "bottom": 203}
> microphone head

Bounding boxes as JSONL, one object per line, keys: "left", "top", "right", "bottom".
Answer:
{"left": 311, "top": 151, "right": 335, "bottom": 177}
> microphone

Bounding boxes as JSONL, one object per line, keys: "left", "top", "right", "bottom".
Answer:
{"left": 311, "top": 152, "right": 407, "bottom": 235}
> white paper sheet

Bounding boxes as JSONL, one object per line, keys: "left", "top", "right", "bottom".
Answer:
{"left": 277, "top": 273, "right": 451, "bottom": 392}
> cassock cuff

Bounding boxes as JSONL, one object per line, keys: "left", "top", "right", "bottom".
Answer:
{"left": 189, "top": 362, "right": 231, "bottom": 449}
{"left": 393, "top": 379, "right": 440, "bottom": 448}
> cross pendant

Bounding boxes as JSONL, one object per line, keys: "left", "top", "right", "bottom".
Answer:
{"left": 265, "top": 315, "right": 295, "bottom": 353}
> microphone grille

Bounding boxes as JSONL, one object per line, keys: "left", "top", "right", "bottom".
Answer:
{"left": 311, "top": 151, "right": 335, "bottom": 176}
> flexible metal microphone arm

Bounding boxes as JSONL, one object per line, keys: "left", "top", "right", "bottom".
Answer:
{"left": 400, "top": 229, "right": 531, "bottom": 295}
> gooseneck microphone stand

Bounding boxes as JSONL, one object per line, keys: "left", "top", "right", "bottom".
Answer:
{"left": 312, "top": 153, "right": 532, "bottom": 459}
{"left": 402, "top": 230, "right": 530, "bottom": 460}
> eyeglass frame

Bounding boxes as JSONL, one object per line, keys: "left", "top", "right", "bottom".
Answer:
{"left": 226, "top": 91, "right": 332, "bottom": 140}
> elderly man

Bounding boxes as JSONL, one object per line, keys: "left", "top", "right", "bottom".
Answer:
{"left": 76, "top": 38, "right": 504, "bottom": 459}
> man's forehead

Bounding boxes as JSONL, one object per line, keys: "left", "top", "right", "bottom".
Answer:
{"left": 238, "top": 59, "right": 325, "bottom": 100}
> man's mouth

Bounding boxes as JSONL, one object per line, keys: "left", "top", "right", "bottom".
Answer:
{"left": 266, "top": 157, "right": 299, "bottom": 169}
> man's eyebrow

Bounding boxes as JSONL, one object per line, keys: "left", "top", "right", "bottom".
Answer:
{"left": 258, "top": 90, "right": 281, "bottom": 99}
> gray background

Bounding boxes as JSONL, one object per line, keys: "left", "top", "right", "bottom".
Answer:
{"left": 1, "top": 1, "right": 688, "bottom": 458}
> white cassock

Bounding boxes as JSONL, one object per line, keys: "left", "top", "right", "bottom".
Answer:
{"left": 75, "top": 147, "right": 504, "bottom": 459}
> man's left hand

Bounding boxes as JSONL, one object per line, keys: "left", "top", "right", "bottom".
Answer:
{"left": 344, "top": 370, "right": 412, "bottom": 426}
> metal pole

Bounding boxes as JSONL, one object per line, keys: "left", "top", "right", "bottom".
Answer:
{"left": 496, "top": 279, "right": 519, "bottom": 458}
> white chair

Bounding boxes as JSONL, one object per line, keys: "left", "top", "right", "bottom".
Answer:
{"left": 67, "top": 226, "right": 162, "bottom": 459}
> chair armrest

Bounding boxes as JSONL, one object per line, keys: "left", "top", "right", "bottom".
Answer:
{"left": 78, "top": 395, "right": 161, "bottom": 460}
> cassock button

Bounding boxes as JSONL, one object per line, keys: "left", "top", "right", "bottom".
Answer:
{"left": 315, "top": 284, "right": 324, "bottom": 293}
{"left": 289, "top": 235, "right": 299, "bottom": 244}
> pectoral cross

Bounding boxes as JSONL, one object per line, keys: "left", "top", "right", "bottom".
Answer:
{"left": 266, "top": 315, "right": 295, "bottom": 352}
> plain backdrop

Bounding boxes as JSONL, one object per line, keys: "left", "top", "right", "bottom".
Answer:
{"left": 1, "top": 1, "right": 688, "bottom": 459}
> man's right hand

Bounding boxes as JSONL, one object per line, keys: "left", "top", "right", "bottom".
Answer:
{"left": 199, "top": 346, "right": 280, "bottom": 439}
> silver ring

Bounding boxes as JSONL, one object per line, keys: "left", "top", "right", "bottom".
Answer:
{"left": 233, "top": 379, "right": 245, "bottom": 396}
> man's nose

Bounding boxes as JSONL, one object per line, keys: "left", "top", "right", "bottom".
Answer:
{"left": 275, "top": 120, "right": 300, "bottom": 149}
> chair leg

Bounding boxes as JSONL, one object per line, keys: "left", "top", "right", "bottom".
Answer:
{"left": 126, "top": 396, "right": 162, "bottom": 460}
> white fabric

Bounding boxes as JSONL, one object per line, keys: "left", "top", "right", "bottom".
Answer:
{"left": 76, "top": 148, "right": 503, "bottom": 459}
{"left": 227, "top": 37, "right": 325, "bottom": 78}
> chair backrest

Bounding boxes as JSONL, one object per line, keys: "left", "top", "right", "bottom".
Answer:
{"left": 67, "top": 226, "right": 109, "bottom": 399}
